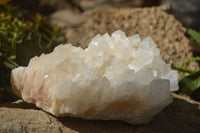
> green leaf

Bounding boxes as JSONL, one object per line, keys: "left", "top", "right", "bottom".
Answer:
{"left": 16, "top": 32, "right": 42, "bottom": 66}
{"left": 172, "top": 66, "right": 195, "bottom": 74}
{"left": 0, "top": 4, "right": 64, "bottom": 103}
{"left": 180, "top": 57, "right": 200, "bottom": 68}
{"left": 176, "top": 70, "right": 200, "bottom": 95}
{"left": 188, "top": 29, "right": 200, "bottom": 44}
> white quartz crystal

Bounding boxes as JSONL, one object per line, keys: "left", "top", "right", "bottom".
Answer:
{"left": 11, "top": 30, "right": 179, "bottom": 124}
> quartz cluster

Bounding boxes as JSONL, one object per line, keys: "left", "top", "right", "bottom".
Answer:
{"left": 11, "top": 30, "right": 179, "bottom": 124}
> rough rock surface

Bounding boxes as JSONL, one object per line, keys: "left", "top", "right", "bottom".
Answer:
{"left": 65, "top": 5, "right": 199, "bottom": 77}
{"left": 0, "top": 95, "right": 200, "bottom": 133}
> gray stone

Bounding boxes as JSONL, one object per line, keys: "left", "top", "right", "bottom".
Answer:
{"left": 0, "top": 95, "right": 200, "bottom": 133}
{"left": 49, "top": 9, "right": 83, "bottom": 27}
{"left": 0, "top": 101, "right": 76, "bottom": 133}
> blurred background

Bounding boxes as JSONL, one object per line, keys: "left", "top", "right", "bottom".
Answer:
{"left": 10, "top": 0, "right": 200, "bottom": 30}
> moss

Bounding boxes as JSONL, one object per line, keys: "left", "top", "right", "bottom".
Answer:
{"left": 0, "top": 4, "right": 64, "bottom": 102}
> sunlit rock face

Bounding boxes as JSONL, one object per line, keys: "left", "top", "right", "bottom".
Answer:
{"left": 11, "top": 30, "right": 179, "bottom": 124}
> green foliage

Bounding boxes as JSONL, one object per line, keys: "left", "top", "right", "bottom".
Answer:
{"left": 172, "top": 57, "right": 200, "bottom": 74}
{"left": 0, "top": 6, "right": 26, "bottom": 68}
{"left": 174, "top": 29, "right": 200, "bottom": 98}
{"left": 188, "top": 29, "right": 200, "bottom": 44}
{"left": 180, "top": 57, "right": 200, "bottom": 68}
{"left": 0, "top": 5, "right": 64, "bottom": 102}
{"left": 176, "top": 71, "right": 200, "bottom": 95}
{"left": 172, "top": 66, "right": 195, "bottom": 74}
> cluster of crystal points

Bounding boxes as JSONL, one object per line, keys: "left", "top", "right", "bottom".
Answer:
{"left": 11, "top": 30, "right": 179, "bottom": 124}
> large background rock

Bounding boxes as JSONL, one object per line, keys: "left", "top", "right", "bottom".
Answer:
{"left": 64, "top": 5, "right": 199, "bottom": 78}
{"left": 0, "top": 95, "right": 200, "bottom": 133}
